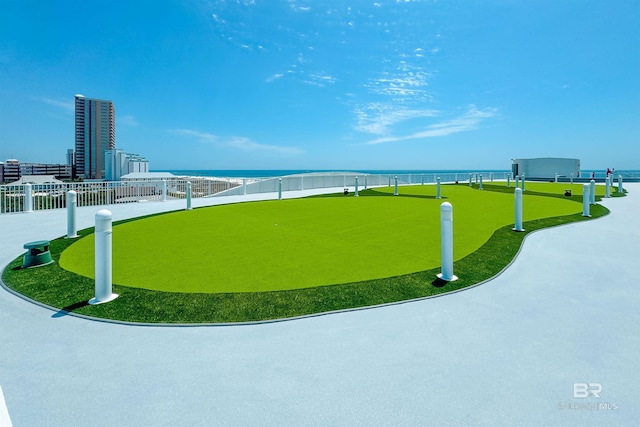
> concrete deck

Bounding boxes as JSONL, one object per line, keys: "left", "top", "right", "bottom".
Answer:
{"left": 1, "top": 185, "right": 639, "bottom": 426}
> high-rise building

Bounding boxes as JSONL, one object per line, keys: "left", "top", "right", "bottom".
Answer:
{"left": 74, "top": 94, "right": 115, "bottom": 179}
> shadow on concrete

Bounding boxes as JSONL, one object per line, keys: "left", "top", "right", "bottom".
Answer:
{"left": 52, "top": 301, "right": 90, "bottom": 318}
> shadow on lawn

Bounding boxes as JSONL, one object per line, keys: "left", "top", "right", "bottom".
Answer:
{"left": 52, "top": 300, "right": 90, "bottom": 318}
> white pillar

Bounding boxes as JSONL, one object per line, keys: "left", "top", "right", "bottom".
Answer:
{"left": 582, "top": 184, "right": 591, "bottom": 217}
{"left": 66, "top": 190, "right": 78, "bottom": 238}
{"left": 90, "top": 209, "right": 118, "bottom": 305}
{"left": 605, "top": 176, "right": 611, "bottom": 198}
{"left": 355, "top": 176, "right": 359, "bottom": 197}
{"left": 162, "top": 180, "right": 167, "bottom": 202}
{"left": 437, "top": 202, "right": 457, "bottom": 282}
{"left": 513, "top": 188, "right": 524, "bottom": 232}
{"left": 618, "top": 175, "right": 623, "bottom": 193}
{"left": 590, "top": 179, "right": 596, "bottom": 205}
{"left": 436, "top": 177, "right": 441, "bottom": 199}
{"left": 24, "top": 183, "right": 33, "bottom": 213}
{"left": 278, "top": 178, "right": 282, "bottom": 200}
{"left": 394, "top": 176, "right": 398, "bottom": 196}
{"left": 479, "top": 174, "right": 483, "bottom": 190}
{"left": 186, "top": 181, "right": 192, "bottom": 210}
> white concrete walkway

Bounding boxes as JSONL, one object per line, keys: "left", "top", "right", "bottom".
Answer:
{"left": 1, "top": 185, "right": 639, "bottom": 426}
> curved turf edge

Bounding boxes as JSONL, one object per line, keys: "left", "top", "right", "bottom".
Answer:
{"left": 1, "top": 202, "right": 609, "bottom": 324}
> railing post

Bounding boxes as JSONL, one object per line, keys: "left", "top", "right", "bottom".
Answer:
{"left": 521, "top": 174, "right": 525, "bottom": 191}
{"left": 479, "top": 174, "right": 483, "bottom": 190}
{"left": 513, "top": 188, "right": 524, "bottom": 232}
{"left": 90, "top": 209, "right": 118, "bottom": 305}
{"left": 364, "top": 175, "right": 368, "bottom": 190}
{"left": 469, "top": 173, "right": 472, "bottom": 187}
{"left": 570, "top": 173, "right": 574, "bottom": 184}
{"left": 278, "top": 178, "right": 282, "bottom": 200}
{"left": 507, "top": 174, "right": 511, "bottom": 188}
{"left": 355, "top": 176, "right": 359, "bottom": 197}
{"left": 394, "top": 176, "right": 398, "bottom": 196}
{"left": 582, "top": 184, "right": 591, "bottom": 217}
{"left": 162, "top": 180, "right": 167, "bottom": 201}
{"left": 437, "top": 202, "right": 457, "bottom": 282}
{"left": 186, "top": 181, "right": 192, "bottom": 210}
{"left": 300, "top": 176, "right": 304, "bottom": 191}
{"left": 590, "top": 179, "right": 596, "bottom": 205}
{"left": 436, "top": 177, "right": 441, "bottom": 199}
{"left": 24, "top": 184, "right": 33, "bottom": 213}
{"left": 67, "top": 190, "right": 78, "bottom": 238}
{"left": 490, "top": 172, "right": 493, "bottom": 182}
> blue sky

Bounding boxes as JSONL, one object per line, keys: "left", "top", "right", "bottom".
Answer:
{"left": 1, "top": 0, "right": 638, "bottom": 171}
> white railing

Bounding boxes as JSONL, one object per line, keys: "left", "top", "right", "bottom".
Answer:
{"left": 1, "top": 172, "right": 513, "bottom": 214}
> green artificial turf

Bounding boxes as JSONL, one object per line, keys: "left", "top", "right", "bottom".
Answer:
{"left": 58, "top": 184, "right": 582, "bottom": 293}
{"left": 1, "top": 182, "right": 615, "bottom": 323}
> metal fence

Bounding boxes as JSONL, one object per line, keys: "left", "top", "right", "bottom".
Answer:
{"left": 0, "top": 171, "right": 513, "bottom": 214}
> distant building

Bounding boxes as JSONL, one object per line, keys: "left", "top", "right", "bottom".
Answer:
{"left": 0, "top": 159, "right": 20, "bottom": 183}
{"left": 511, "top": 158, "right": 580, "bottom": 179}
{"left": 74, "top": 94, "right": 115, "bottom": 179}
{"left": 66, "top": 149, "right": 75, "bottom": 167}
{"left": 105, "top": 149, "right": 149, "bottom": 181}
{"left": 0, "top": 159, "right": 74, "bottom": 183}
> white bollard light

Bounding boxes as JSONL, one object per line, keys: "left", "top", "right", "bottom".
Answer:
{"left": 582, "top": 184, "right": 591, "bottom": 217}
{"left": 515, "top": 175, "right": 520, "bottom": 189}
{"left": 605, "top": 176, "right": 611, "bottom": 198}
{"left": 436, "top": 177, "right": 441, "bottom": 199}
{"left": 590, "top": 179, "right": 596, "bottom": 205}
{"left": 186, "top": 181, "right": 192, "bottom": 210}
{"left": 513, "top": 188, "right": 524, "bottom": 232}
{"left": 394, "top": 176, "right": 399, "bottom": 196}
{"left": 67, "top": 190, "right": 78, "bottom": 238}
{"left": 479, "top": 174, "right": 483, "bottom": 190}
{"left": 437, "top": 202, "right": 457, "bottom": 282}
{"left": 24, "top": 183, "right": 33, "bottom": 213}
{"left": 355, "top": 176, "right": 359, "bottom": 197}
{"left": 162, "top": 180, "right": 167, "bottom": 202}
{"left": 618, "top": 175, "right": 623, "bottom": 194}
{"left": 90, "top": 209, "right": 118, "bottom": 305}
{"left": 278, "top": 178, "right": 282, "bottom": 200}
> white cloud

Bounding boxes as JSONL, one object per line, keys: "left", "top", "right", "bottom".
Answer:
{"left": 267, "top": 73, "right": 284, "bottom": 82}
{"left": 173, "top": 129, "right": 304, "bottom": 155}
{"left": 354, "top": 104, "right": 439, "bottom": 135}
{"left": 119, "top": 115, "right": 139, "bottom": 126}
{"left": 365, "top": 105, "right": 497, "bottom": 145}
{"left": 41, "top": 97, "right": 74, "bottom": 113}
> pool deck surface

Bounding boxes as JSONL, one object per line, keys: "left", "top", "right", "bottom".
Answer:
{"left": 1, "top": 185, "right": 639, "bottom": 426}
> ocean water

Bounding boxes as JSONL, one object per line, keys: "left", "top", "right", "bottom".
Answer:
{"left": 155, "top": 169, "right": 640, "bottom": 180}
